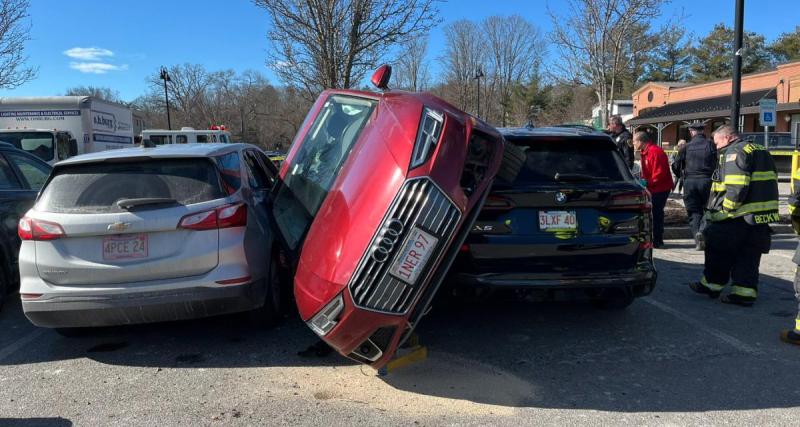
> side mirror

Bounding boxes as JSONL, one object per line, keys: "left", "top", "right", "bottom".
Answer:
{"left": 370, "top": 64, "right": 392, "bottom": 91}
{"left": 68, "top": 139, "right": 78, "bottom": 157}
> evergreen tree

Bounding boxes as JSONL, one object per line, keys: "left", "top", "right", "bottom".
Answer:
{"left": 690, "top": 23, "right": 772, "bottom": 82}
{"left": 769, "top": 26, "right": 800, "bottom": 63}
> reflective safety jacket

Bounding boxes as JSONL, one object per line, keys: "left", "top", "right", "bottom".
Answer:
{"left": 707, "top": 138, "right": 779, "bottom": 224}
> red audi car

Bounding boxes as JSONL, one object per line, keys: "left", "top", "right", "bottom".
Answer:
{"left": 271, "top": 67, "right": 510, "bottom": 368}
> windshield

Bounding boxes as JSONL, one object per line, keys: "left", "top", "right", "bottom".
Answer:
{"left": 0, "top": 131, "right": 55, "bottom": 161}
{"left": 504, "top": 137, "right": 631, "bottom": 185}
{"left": 37, "top": 159, "right": 225, "bottom": 214}
{"left": 273, "top": 94, "right": 377, "bottom": 250}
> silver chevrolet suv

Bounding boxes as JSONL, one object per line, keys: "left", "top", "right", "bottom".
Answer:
{"left": 18, "top": 143, "right": 284, "bottom": 333}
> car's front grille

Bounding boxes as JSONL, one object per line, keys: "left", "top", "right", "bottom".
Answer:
{"left": 348, "top": 178, "right": 461, "bottom": 314}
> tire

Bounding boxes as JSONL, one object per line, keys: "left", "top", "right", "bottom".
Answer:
{"left": 591, "top": 288, "right": 635, "bottom": 310}
{"left": 495, "top": 142, "right": 526, "bottom": 183}
{"left": 248, "top": 257, "right": 283, "bottom": 328}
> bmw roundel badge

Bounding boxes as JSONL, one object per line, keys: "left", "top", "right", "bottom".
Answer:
{"left": 555, "top": 192, "right": 567, "bottom": 204}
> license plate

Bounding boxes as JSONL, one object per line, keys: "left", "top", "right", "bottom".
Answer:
{"left": 103, "top": 234, "right": 148, "bottom": 260}
{"left": 538, "top": 210, "right": 577, "bottom": 231}
{"left": 389, "top": 227, "right": 439, "bottom": 285}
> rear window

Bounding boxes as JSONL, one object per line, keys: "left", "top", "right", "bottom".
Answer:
{"left": 507, "top": 137, "right": 630, "bottom": 185}
{"left": 37, "top": 159, "right": 225, "bottom": 214}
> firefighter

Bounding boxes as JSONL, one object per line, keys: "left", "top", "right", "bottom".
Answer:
{"left": 671, "top": 122, "right": 717, "bottom": 250}
{"left": 689, "top": 125, "right": 779, "bottom": 306}
{"left": 607, "top": 115, "right": 634, "bottom": 169}
{"left": 781, "top": 165, "right": 800, "bottom": 345}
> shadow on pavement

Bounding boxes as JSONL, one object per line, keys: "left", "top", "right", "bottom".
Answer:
{"left": 381, "top": 257, "right": 800, "bottom": 412}
{"left": 0, "top": 418, "right": 72, "bottom": 427}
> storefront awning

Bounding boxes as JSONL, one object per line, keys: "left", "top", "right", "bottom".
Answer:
{"left": 627, "top": 89, "right": 772, "bottom": 126}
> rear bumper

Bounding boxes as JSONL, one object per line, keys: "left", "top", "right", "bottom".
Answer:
{"left": 453, "top": 268, "right": 656, "bottom": 292}
{"left": 22, "top": 281, "right": 264, "bottom": 328}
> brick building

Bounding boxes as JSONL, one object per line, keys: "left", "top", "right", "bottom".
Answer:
{"left": 627, "top": 61, "right": 800, "bottom": 150}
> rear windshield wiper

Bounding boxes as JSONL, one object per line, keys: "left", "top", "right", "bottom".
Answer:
{"left": 116, "top": 198, "right": 178, "bottom": 209}
{"left": 554, "top": 173, "right": 609, "bottom": 182}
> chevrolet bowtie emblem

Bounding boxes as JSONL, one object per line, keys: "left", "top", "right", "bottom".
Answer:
{"left": 108, "top": 222, "right": 131, "bottom": 232}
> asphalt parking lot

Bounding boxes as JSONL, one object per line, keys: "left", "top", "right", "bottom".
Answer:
{"left": 1, "top": 237, "right": 800, "bottom": 426}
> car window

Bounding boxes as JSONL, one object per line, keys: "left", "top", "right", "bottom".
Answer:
{"left": 149, "top": 135, "right": 171, "bottom": 145}
{"left": 0, "top": 155, "right": 22, "bottom": 190}
{"left": 215, "top": 151, "right": 242, "bottom": 193}
{"left": 37, "top": 159, "right": 225, "bottom": 214}
{"left": 244, "top": 150, "right": 271, "bottom": 189}
{"left": 255, "top": 150, "right": 278, "bottom": 183}
{"left": 197, "top": 134, "right": 208, "bottom": 143}
{"left": 176, "top": 135, "right": 188, "bottom": 144}
{"left": 506, "top": 137, "right": 630, "bottom": 185}
{"left": 7, "top": 153, "right": 50, "bottom": 190}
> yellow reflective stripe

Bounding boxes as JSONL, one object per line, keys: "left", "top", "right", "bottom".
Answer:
{"left": 731, "top": 285, "right": 757, "bottom": 298}
{"left": 706, "top": 210, "right": 732, "bottom": 222}
{"left": 751, "top": 171, "right": 777, "bottom": 181}
{"left": 711, "top": 182, "right": 726, "bottom": 192}
{"left": 722, "top": 198, "right": 740, "bottom": 210}
{"left": 736, "top": 200, "right": 779, "bottom": 214}
{"left": 791, "top": 205, "right": 797, "bottom": 214}
{"left": 701, "top": 277, "right": 725, "bottom": 291}
{"left": 724, "top": 174, "right": 750, "bottom": 185}
{"left": 771, "top": 150, "right": 794, "bottom": 156}
{"left": 795, "top": 318, "right": 800, "bottom": 332}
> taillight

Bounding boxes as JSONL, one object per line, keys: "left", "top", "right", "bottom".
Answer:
{"left": 607, "top": 192, "right": 651, "bottom": 212}
{"left": 18, "top": 217, "right": 66, "bottom": 241}
{"left": 217, "top": 203, "right": 247, "bottom": 228}
{"left": 482, "top": 195, "right": 515, "bottom": 212}
{"left": 179, "top": 203, "right": 247, "bottom": 230}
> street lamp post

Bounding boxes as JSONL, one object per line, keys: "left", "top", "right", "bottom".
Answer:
{"left": 473, "top": 67, "right": 484, "bottom": 119}
{"left": 159, "top": 67, "right": 172, "bottom": 130}
{"left": 730, "top": 0, "right": 745, "bottom": 131}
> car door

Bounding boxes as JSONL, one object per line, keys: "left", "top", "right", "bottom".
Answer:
{"left": 0, "top": 151, "right": 51, "bottom": 284}
{"left": 242, "top": 148, "right": 275, "bottom": 256}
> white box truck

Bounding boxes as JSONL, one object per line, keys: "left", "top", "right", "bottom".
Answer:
{"left": 0, "top": 96, "right": 135, "bottom": 165}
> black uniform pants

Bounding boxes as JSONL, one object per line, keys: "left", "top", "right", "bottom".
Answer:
{"left": 703, "top": 218, "right": 771, "bottom": 293}
{"left": 793, "top": 267, "right": 800, "bottom": 332}
{"left": 683, "top": 177, "right": 711, "bottom": 238}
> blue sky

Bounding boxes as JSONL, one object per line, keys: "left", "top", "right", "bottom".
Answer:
{"left": 0, "top": 0, "right": 794, "bottom": 102}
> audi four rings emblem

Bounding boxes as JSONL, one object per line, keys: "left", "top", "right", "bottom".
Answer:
{"left": 372, "top": 219, "right": 404, "bottom": 263}
{"left": 555, "top": 192, "right": 567, "bottom": 204}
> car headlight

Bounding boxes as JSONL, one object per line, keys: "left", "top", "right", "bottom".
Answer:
{"left": 307, "top": 294, "right": 345, "bottom": 336}
{"left": 410, "top": 107, "right": 444, "bottom": 169}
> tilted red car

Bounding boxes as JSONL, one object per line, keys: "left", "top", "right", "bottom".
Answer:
{"left": 270, "top": 67, "right": 508, "bottom": 368}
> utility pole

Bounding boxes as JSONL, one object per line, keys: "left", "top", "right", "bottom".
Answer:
{"left": 730, "top": 0, "right": 744, "bottom": 132}
{"left": 159, "top": 66, "right": 172, "bottom": 130}
{"left": 473, "top": 67, "right": 484, "bottom": 119}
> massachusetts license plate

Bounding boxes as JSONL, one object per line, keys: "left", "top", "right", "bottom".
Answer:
{"left": 389, "top": 227, "right": 438, "bottom": 285}
{"left": 538, "top": 210, "right": 577, "bottom": 231}
{"left": 103, "top": 234, "right": 148, "bottom": 260}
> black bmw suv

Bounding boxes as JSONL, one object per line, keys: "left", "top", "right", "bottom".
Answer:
{"left": 450, "top": 127, "right": 657, "bottom": 309}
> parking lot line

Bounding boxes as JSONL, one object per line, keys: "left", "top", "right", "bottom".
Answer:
{"left": 0, "top": 328, "right": 45, "bottom": 363}
{"left": 643, "top": 298, "right": 763, "bottom": 355}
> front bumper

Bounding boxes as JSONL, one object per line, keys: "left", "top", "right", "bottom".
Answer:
{"left": 22, "top": 281, "right": 265, "bottom": 328}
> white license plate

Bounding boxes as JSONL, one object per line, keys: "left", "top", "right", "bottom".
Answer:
{"left": 389, "top": 227, "right": 439, "bottom": 285}
{"left": 103, "top": 234, "right": 148, "bottom": 260}
{"left": 538, "top": 210, "right": 577, "bottom": 231}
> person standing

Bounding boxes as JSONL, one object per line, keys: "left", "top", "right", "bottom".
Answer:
{"left": 782, "top": 170, "right": 800, "bottom": 345}
{"left": 671, "top": 139, "right": 688, "bottom": 193}
{"left": 689, "top": 125, "right": 779, "bottom": 307}
{"left": 671, "top": 122, "right": 717, "bottom": 250}
{"left": 633, "top": 131, "right": 673, "bottom": 248}
{"left": 607, "top": 115, "right": 634, "bottom": 169}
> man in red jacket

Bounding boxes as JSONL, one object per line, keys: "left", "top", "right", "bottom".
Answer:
{"left": 633, "top": 131, "right": 674, "bottom": 248}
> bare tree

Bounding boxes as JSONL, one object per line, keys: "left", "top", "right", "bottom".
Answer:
{"left": 483, "top": 15, "right": 544, "bottom": 126}
{"left": 394, "top": 34, "right": 430, "bottom": 91}
{"left": 254, "top": 0, "right": 440, "bottom": 98}
{"left": 549, "top": 0, "right": 667, "bottom": 127}
{"left": 0, "top": 0, "right": 35, "bottom": 89}
{"left": 64, "top": 86, "right": 123, "bottom": 103}
{"left": 441, "top": 20, "right": 487, "bottom": 113}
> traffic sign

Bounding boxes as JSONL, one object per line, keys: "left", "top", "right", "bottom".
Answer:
{"left": 759, "top": 99, "right": 777, "bottom": 127}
